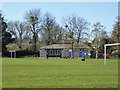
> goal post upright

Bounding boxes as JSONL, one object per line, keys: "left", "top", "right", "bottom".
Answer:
{"left": 104, "top": 43, "right": 120, "bottom": 65}
{"left": 104, "top": 45, "right": 106, "bottom": 65}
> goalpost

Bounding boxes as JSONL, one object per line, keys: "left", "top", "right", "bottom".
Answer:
{"left": 104, "top": 43, "right": 120, "bottom": 65}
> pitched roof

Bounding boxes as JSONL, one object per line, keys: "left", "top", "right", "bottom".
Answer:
{"left": 40, "top": 44, "right": 89, "bottom": 49}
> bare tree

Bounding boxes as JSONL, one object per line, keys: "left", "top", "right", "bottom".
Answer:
{"left": 40, "top": 12, "right": 58, "bottom": 45}
{"left": 64, "top": 15, "right": 89, "bottom": 44}
{"left": 92, "top": 22, "right": 105, "bottom": 59}
{"left": 65, "top": 24, "right": 74, "bottom": 58}
{"left": 52, "top": 25, "right": 65, "bottom": 44}
{"left": 8, "top": 21, "right": 17, "bottom": 38}
{"left": 63, "top": 15, "right": 89, "bottom": 58}
{"left": 8, "top": 21, "right": 26, "bottom": 48}
{"left": 25, "top": 8, "right": 41, "bottom": 52}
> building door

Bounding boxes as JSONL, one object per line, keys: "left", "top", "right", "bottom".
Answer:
{"left": 79, "top": 51, "right": 82, "bottom": 58}
{"left": 60, "top": 50, "right": 62, "bottom": 58}
{"left": 69, "top": 49, "right": 72, "bottom": 58}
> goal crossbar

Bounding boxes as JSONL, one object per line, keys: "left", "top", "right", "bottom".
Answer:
{"left": 104, "top": 43, "right": 120, "bottom": 65}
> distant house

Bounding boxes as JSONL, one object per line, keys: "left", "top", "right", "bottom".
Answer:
{"left": 40, "top": 44, "right": 89, "bottom": 58}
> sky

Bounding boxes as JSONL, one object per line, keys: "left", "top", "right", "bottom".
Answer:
{"left": 1, "top": 2, "right": 118, "bottom": 34}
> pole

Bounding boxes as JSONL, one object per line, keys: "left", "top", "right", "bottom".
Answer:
{"left": 96, "top": 51, "right": 98, "bottom": 59}
{"left": 14, "top": 51, "right": 16, "bottom": 58}
{"left": 11, "top": 51, "right": 12, "bottom": 58}
{"left": 104, "top": 45, "right": 106, "bottom": 65}
{"left": 72, "top": 43, "right": 74, "bottom": 58}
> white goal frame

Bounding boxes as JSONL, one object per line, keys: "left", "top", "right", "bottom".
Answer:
{"left": 104, "top": 43, "right": 120, "bottom": 65}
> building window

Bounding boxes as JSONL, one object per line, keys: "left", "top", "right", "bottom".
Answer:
{"left": 49, "top": 49, "right": 60, "bottom": 55}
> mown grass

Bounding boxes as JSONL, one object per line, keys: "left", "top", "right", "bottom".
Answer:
{"left": 2, "top": 58, "right": 118, "bottom": 88}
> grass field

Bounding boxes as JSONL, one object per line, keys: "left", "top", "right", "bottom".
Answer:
{"left": 2, "top": 58, "right": 118, "bottom": 88}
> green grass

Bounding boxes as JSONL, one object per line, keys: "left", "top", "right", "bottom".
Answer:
{"left": 2, "top": 58, "right": 118, "bottom": 88}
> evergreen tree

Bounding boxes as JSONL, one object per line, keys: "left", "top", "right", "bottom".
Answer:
{"left": 0, "top": 11, "right": 14, "bottom": 56}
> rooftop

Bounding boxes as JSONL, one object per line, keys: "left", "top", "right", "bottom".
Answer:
{"left": 40, "top": 44, "right": 89, "bottom": 49}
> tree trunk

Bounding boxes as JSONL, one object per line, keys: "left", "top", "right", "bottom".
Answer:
{"left": 96, "top": 50, "right": 98, "bottom": 59}
{"left": 33, "top": 24, "right": 36, "bottom": 52}
{"left": 19, "top": 34, "right": 22, "bottom": 48}
{"left": 77, "top": 33, "right": 80, "bottom": 44}
{"left": 34, "top": 33, "right": 37, "bottom": 52}
{"left": 95, "top": 33, "right": 98, "bottom": 59}
{"left": 72, "top": 43, "right": 74, "bottom": 58}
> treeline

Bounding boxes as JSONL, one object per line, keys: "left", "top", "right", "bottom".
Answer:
{"left": 0, "top": 9, "right": 120, "bottom": 58}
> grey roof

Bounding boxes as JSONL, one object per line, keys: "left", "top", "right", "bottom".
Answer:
{"left": 40, "top": 44, "right": 89, "bottom": 49}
